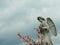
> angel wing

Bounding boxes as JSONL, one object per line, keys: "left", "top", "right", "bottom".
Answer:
{"left": 47, "top": 17, "right": 57, "bottom": 36}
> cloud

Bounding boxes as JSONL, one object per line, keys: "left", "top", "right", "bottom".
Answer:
{"left": 0, "top": 0, "right": 60, "bottom": 45}
{"left": 51, "top": 33, "right": 60, "bottom": 45}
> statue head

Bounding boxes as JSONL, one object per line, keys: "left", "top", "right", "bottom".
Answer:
{"left": 37, "top": 16, "right": 45, "bottom": 23}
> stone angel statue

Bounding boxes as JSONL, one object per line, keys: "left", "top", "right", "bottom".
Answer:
{"left": 37, "top": 16, "right": 57, "bottom": 45}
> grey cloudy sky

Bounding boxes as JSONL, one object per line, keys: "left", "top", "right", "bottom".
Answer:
{"left": 0, "top": 0, "right": 60, "bottom": 45}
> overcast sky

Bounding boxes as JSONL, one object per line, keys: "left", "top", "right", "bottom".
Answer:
{"left": 0, "top": 0, "right": 60, "bottom": 45}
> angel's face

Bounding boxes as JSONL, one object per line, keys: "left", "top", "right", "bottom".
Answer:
{"left": 37, "top": 17, "right": 45, "bottom": 23}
